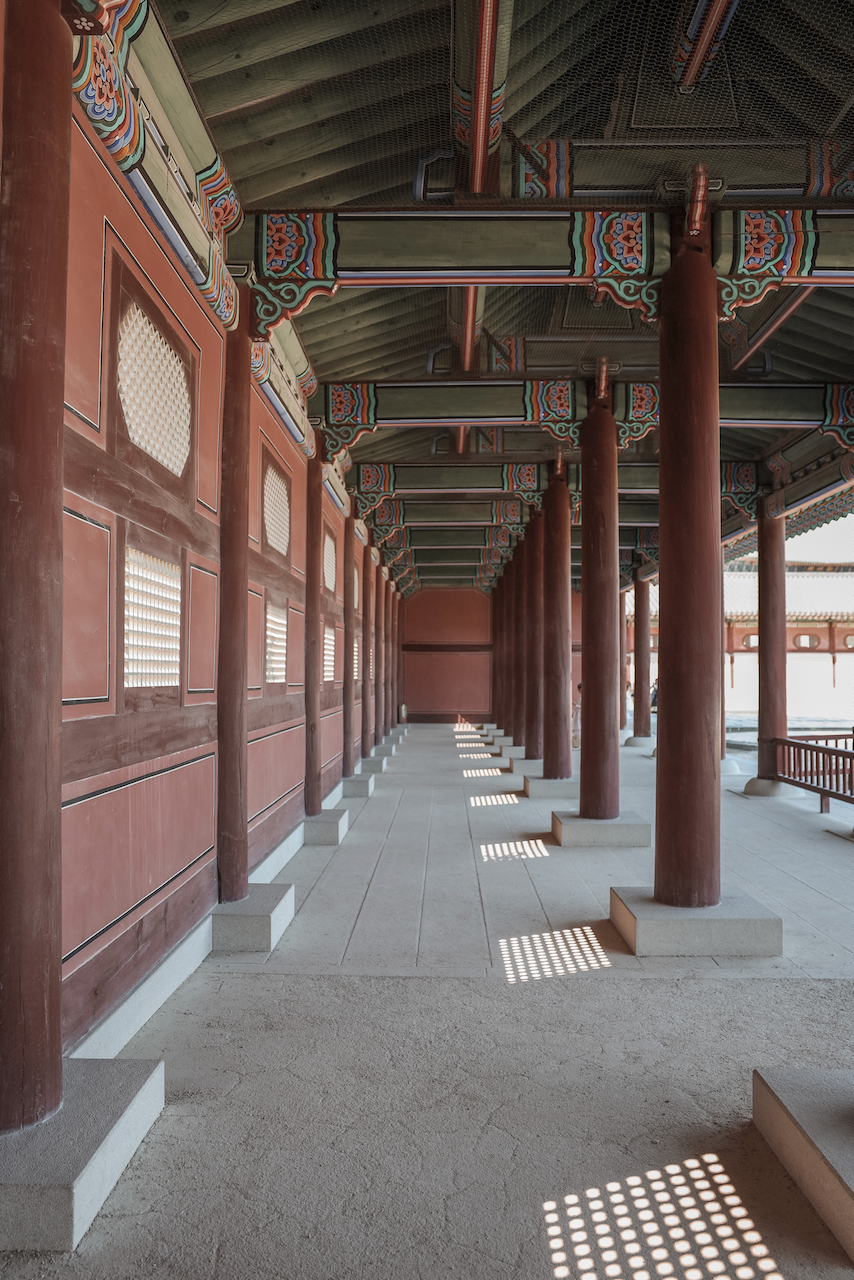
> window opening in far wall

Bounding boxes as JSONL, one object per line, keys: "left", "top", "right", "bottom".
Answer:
{"left": 124, "top": 548, "right": 181, "bottom": 687}
{"left": 323, "top": 530, "right": 336, "bottom": 592}
{"left": 354, "top": 564, "right": 359, "bottom": 610}
{"left": 323, "top": 625, "right": 335, "bottom": 681}
{"left": 354, "top": 633, "right": 360, "bottom": 680}
{"left": 266, "top": 603, "right": 288, "bottom": 683}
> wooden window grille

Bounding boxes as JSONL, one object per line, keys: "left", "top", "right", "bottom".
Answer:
{"left": 264, "top": 465, "right": 290, "bottom": 558}
{"left": 323, "top": 531, "right": 336, "bottom": 592}
{"left": 117, "top": 302, "right": 191, "bottom": 476}
{"left": 265, "top": 603, "right": 288, "bottom": 683}
{"left": 124, "top": 548, "right": 181, "bottom": 687}
{"left": 323, "top": 625, "right": 335, "bottom": 681}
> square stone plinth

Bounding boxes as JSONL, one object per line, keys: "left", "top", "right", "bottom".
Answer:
{"left": 0, "top": 1058, "right": 164, "bottom": 1251}
{"left": 212, "top": 883, "right": 295, "bottom": 953}
{"left": 373, "top": 744, "right": 396, "bottom": 758}
{"left": 359, "top": 756, "right": 387, "bottom": 774}
{"left": 525, "top": 776, "right": 580, "bottom": 797}
{"left": 754, "top": 1068, "right": 854, "bottom": 1264}
{"left": 552, "top": 809, "right": 650, "bottom": 846}
{"left": 499, "top": 745, "right": 526, "bottom": 759}
{"left": 610, "top": 886, "right": 783, "bottom": 956}
{"left": 343, "top": 774, "right": 375, "bottom": 797}
{"left": 489, "top": 735, "right": 513, "bottom": 746}
{"left": 304, "top": 808, "right": 349, "bottom": 844}
{"left": 511, "top": 757, "right": 543, "bottom": 775}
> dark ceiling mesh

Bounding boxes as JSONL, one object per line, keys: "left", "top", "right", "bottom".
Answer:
{"left": 161, "top": 0, "right": 854, "bottom": 210}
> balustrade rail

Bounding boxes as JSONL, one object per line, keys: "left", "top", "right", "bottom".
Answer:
{"left": 774, "top": 733, "right": 854, "bottom": 811}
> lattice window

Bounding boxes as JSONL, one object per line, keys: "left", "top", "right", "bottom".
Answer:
{"left": 323, "top": 625, "right": 335, "bottom": 681}
{"left": 370, "top": 644, "right": 374, "bottom": 679}
{"left": 124, "top": 548, "right": 181, "bottom": 687}
{"left": 265, "top": 603, "right": 288, "bottom": 683}
{"left": 353, "top": 633, "right": 360, "bottom": 680}
{"left": 323, "top": 531, "right": 336, "bottom": 592}
{"left": 117, "top": 302, "right": 191, "bottom": 476}
{"left": 354, "top": 565, "right": 359, "bottom": 611}
{"left": 264, "top": 464, "right": 290, "bottom": 558}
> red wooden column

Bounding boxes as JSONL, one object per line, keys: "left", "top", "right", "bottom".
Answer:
{"left": 512, "top": 537, "right": 528, "bottom": 747}
{"left": 361, "top": 541, "right": 373, "bottom": 757}
{"left": 524, "top": 513, "right": 545, "bottom": 759}
{"left": 503, "top": 559, "right": 517, "bottom": 740}
{"left": 632, "top": 572, "right": 652, "bottom": 739}
{"left": 384, "top": 582, "right": 393, "bottom": 736}
{"left": 542, "top": 475, "right": 573, "bottom": 778}
{"left": 343, "top": 515, "right": 357, "bottom": 777}
{"left": 619, "top": 590, "right": 628, "bottom": 731}
{"left": 493, "top": 576, "right": 505, "bottom": 728}
{"left": 580, "top": 401, "right": 620, "bottom": 819}
{"left": 654, "top": 215, "right": 722, "bottom": 908}
{"left": 0, "top": 0, "right": 72, "bottom": 1132}
{"left": 397, "top": 594, "right": 406, "bottom": 720}
{"left": 390, "top": 592, "right": 398, "bottom": 729}
{"left": 375, "top": 567, "right": 386, "bottom": 743}
{"left": 304, "top": 454, "right": 324, "bottom": 815}
{"left": 217, "top": 287, "right": 252, "bottom": 901}
{"left": 757, "top": 508, "right": 788, "bottom": 778}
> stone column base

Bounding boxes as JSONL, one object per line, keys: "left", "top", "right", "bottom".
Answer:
{"left": 743, "top": 776, "right": 806, "bottom": 799}
{"left": 524, "top": 776, "right": 580, "bottom": 798}
{"left": 624, "top": 735, "right": 655, "bottom": 748}
{"left": 610, "top": 886, "right": 783, "bottom": 956}
{"left": 212, "top": 883, "right": 295, "bottom": 953}
{"left": 0, "top": 1059, "right": 164, "bottom": 1251}
{"left": 552, "top": 810, "right": 650, "bottom": 847}
{"left": 720, "top": 756, "right": 741, "bottom": 775}
{"left": 754, "top": 1068, "right": 854, "bottom": 1265}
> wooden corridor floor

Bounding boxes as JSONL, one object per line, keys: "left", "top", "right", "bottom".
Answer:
{"left": 5, "top": 726, "right": 854, "bottom": 1280}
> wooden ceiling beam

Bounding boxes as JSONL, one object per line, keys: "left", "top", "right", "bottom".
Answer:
{"left": 163, "top": 0, "right": 301, "bottom": 39}
{"left": 225, "top": 86, "right": 448, "bottom": 180}
{"left": 196, "top": 7, "right": 447, "bottom": 118}
{"left": 243, "top": 155, "right": 422, "bottom": 209}
{"left": 174, "top": 0, "right": 443, "bottom": 82}
{"left": 209, "top": 49, "right": 448, "bottom": 149}
{"left": 236, "top": 114, "right": 448, "bottom": 203}
{"left": 295, "top": 288, "right": 433, "bottom": 335}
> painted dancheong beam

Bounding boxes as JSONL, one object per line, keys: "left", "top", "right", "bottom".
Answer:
{"left": 227, "top": 210, "right": 854, "bottom": 331}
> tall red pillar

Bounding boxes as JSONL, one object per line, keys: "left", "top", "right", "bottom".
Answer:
{"left": 397, "top": 593, "right": 405, "bottom": 721}
{"left": 375, "top": 567, "right": 386, "bottom": 743}
{"left": 0, "top": 0, "right": 71, "bottom": 1132}
{"left": 390, "top": 592, "right": 398, "bottom": 729}
{"left": 304, "top": 455, "right": 324, "bottom": 815}
{"left": 524, "top": 513, "right": 545, "bottom": 759}
{"left": 384, "top": 581, "right": 393, "bottom": 736}
{"left": 654, "top": 217, "right": 722, "bottom": 908}
{"left": 632, "top": 572, "right": 652, "bottom": 739}
{"left": 580, "top": 402, "right": 620, "bottom": 820}
{"left": 619, "top": 590, "right": 628, "bottom": 731}
{"left": 343, "top": 515, "right": 357, "bottom": 777}
{"left": 542, "top": 476, "right": 573, "bottom": 779}
{"left": 503, "top": 559, "right": 517, "bottom": 741}
{"left": 217, "top": 287, "right": 252, "bottom": 901}
{"left": 512, "top": 537, "right": 527, "bottom": 748}
{"left": 361, "top": 541, "right": 373, "bottom": 757}
{"left": 757, "top": 508, "right": 788, "bottom": 778}
{"left": 495, "top": 576, "right": 507, "bottom": 728}
{"left": 490, "top": 577, "right": 502, "bottom": 726}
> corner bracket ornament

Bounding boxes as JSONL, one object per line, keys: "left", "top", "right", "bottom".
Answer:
{"left": 502, "top": 463, "right": 543, "bottom": 508}
{"left": 252, "top": 213, "right": 338, "bottom": 335}
{"left": 70, "top": 0, "right": 148, "bottom": 173}
{"left": 588, "top": 276, "right": 661, "bottom": 322}
{"left": 717, "top": 274, "right": 781, "bottom": 319}
{"left": 721, "top": 462, "right": 769, "bottom": 526}
{"left": 353, "top": 463, "right": 396, "bottom": 519}
{"left": 617, "top": 382, "right": 659, "bottom": 449}
{"left": 524, "top": 380, "right": 580, "bottom": 445}
{"left": 324, "top": 383, "right": 378, "bottom": 458}
{"left": 820, "top": 385, "right": 854, "bottom": 450}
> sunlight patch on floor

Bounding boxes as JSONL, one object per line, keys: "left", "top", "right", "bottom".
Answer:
{"left": 499, "top": 927, "right": 611, "bottom": 983}
{"left": 542, "top": 1153, "right": 784, "bottom": 1280}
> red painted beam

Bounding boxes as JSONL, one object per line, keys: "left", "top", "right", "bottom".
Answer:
{"left": 461, "top": 284, "right": 479, "bottom": 371}
{"left": 730, "top": 285, "right": 817, "bottom": 372}
{"left": 471, "top": 0, "right": 499, "bottom": 194}
{"left": 680, "top": 0, "right": 734, "bottom": 88}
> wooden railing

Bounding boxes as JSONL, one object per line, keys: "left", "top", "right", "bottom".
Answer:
{"left": 775, "top": 734, "right": 854, "bottom": 811}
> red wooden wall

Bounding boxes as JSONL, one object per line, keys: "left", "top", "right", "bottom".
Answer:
{"left": 402, "top": 588, "right": 492, "bottom": 721}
